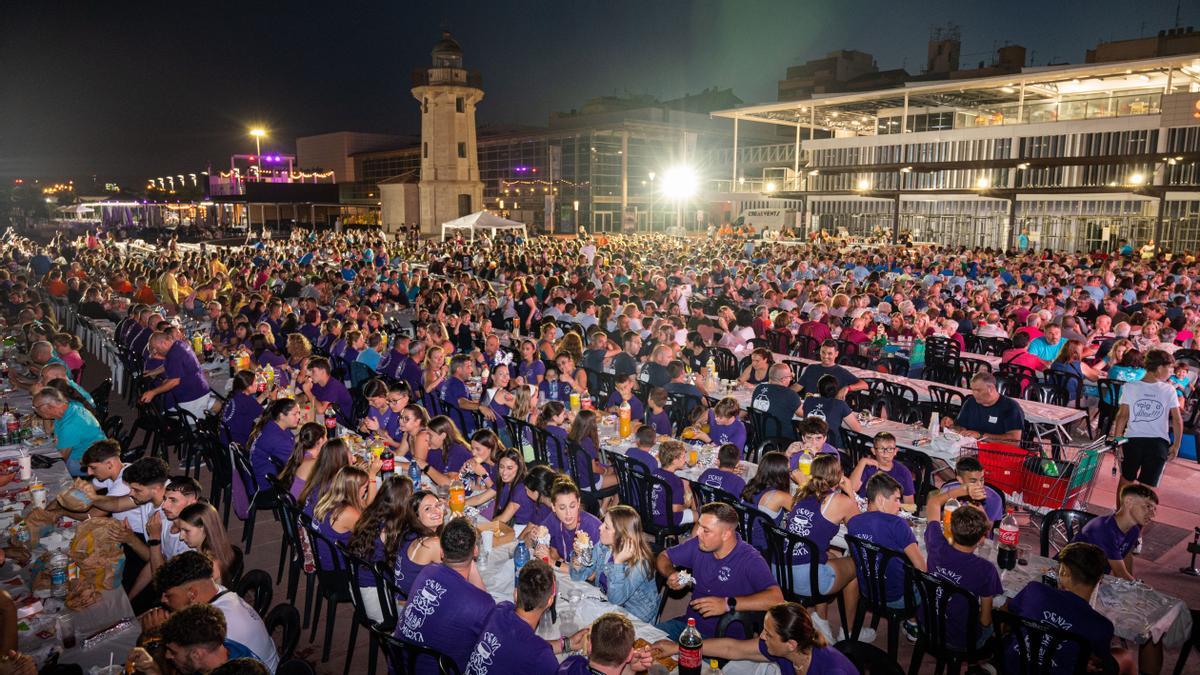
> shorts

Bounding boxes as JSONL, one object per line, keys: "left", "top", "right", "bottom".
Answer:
{"left": 1119, "top": 436, "right": 1170, "bottom": 487}
{"left": 788, "top": 562, "right": 837, "bottom": 596}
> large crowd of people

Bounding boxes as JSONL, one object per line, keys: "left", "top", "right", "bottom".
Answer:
{"left": 1, "top": 223, "right": 1194, "bottom": 674}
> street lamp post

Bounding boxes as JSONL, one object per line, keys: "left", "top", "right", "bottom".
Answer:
{"left": 573, "top": 200, "right": 580, "bottom": 234}
{"left": 660, "top": 166, "right": 697, "bottom": 237}
{"left": 249, "top": 128, "right": 266, "bottom": 181}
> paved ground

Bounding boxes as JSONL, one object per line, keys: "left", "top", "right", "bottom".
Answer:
{"left": 80, "top": 356, "right": 1199, "bottom": 674}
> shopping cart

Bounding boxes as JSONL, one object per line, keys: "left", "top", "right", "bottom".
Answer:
{"left": 958, "top": 437, "right": 1113, "bottom": 517}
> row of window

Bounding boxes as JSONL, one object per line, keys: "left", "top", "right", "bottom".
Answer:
{"left": 1019, "top": 129, "right": 1157, "bottom": 159}
{"left": 811, "top": 137, "right": 1012, "bottom": 167}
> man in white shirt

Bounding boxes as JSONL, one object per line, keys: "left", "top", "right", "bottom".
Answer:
{"left": 81, "top": 440, "right": 145, "bottom": 532}
{"left": 147, "top": 551, "right": 280, "bottom": 673}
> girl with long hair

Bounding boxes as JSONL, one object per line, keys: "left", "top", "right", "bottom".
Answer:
{"left": 347, "top": 475, "right": 414, "bottom": 622}
{"left": 570, "top": 505, "right": 659, "bottom": 623}
{"left": 568, "top": 409, "right": 617, "bottom": 490}
{"left": 515, "top": 339, "right": 546, "bottom": 387}
{"left": 298, "top": 438, "right": 354, "bottom": 513}
{"left": 358, "top": 379, "right": 401, "bottom": 447}
{"left": 286, "top": 333, "right": 312, "bottom": 371}
{"left": 422, "top": 345, "right": 447, "bottom": 394}
{"left": 469, "top": 447, "right": 532, "bottom": 530}
{"left": 461, "top": 428, "right": 503, "bottom": 509}
{"left": 177, "top": 502, "right": 243, "bottom": 587}
{"left": 220, "top": 369, "right": 265, "bottom": 447}
{"left": 312, "top": 466, "right": 369, "bottom": 572}
{"left": 520, "top": 465, "right": 561, "bottom": 540}
{"left": 741, "top": 451, "right": 794, "bottom": 524}
{"left": 416, "top": 415, "right": 472, "bottom": 485}
{"left": 278, "top": 422, "right": 327, "bottom": 499}
{"left": 247, "top": 398, "right": 301, "bottom": 492}
{"left": 508, "top": 384, "right": 538, "bottom": 462}
{"left": 396, "top": 404, "right": 430, "bottom": 464}
{"left": 394, "top": 490, "right": 445, "bottom": 598}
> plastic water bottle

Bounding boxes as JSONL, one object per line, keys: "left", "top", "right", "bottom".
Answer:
{"left": 50, "top": 551, "right": 69, "bottom": 597}
{"left": 408, "top": 458, "right": 422, "bottom": 488}
{"left": 928, "top": 411, "right": 941, "bottom": 439}
{"left": 513, "top": 541, "right": 531, "bottom": 586}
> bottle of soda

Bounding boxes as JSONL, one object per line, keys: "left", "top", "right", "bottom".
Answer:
{"left": 678, "top": 617, "right": 703, "bottom": 675}
{"left": 324, "top": 405, "right": 340, "bottom": 439}
{"left": 513, "top": 541, "right": 530, "bottom": 586}
{"left": 380, "top": 448, "right": 395, "bottom": 478}
{"left": 997, "top": 507, "right": 1019, "bottom": 571}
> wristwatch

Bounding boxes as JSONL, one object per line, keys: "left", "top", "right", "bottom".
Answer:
{"left": 146, "top": 539, "right": 161, "bottom": 546}
{"left": 727, "top": 596, "right": 737, "bottom": 611}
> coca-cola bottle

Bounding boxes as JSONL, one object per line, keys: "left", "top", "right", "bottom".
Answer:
{"left": 380, "top": 448, "right": 394, "bottom": 478}
{"left": 678, "top": 617, "right": 703, "bottom": 675}
{"left": 997, "top": 507, "right": 1019, "bottom": 571}
{"left": 324, "top": 405, "right": 340, "bottom": 439}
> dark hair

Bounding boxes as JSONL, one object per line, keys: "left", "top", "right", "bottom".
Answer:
{"left": 363, "top": 379, "right": 389, "bottom": 400}
{"left": 440, "top": 517, "right": 477, "bottom": 564}
{"left": 799, "top": 417, "right": 829, "bottom": 437}
{"left": 1012, "top": 331, "right": 1031, "bottom": 349}
{"left": 155, "top": 550, "right": 216, "bottom": 592}
{"left": 635, "top": 424, "right": 657, "bottom": 447}
{"left": 1144, "top": 349, "right": 1174, "bottom": 372}
{"left": 955, "top": 456, "right": 984, "bottom": 475}
{"left": 348, "top": 475, "right": 414, "bottom": 564}
{"left": 493, "top": 448, "right": 527, "bottom": 515}
{"left": 229, "top": 369, "right": 257, "bottom": 395}
{"left": 210, "top": 659, "right": 270, "bottom": 675}
{"left": 124, "top": 456, "right": 169, "bottom": 487}
{"left": 767, "top": 602, "right": 828, "bottom": 650}
{"left": 246, "top": 398, "right": 298, "bottom": 452}
{"left": 741, "top": 451, "right": 790, "bottom": 503}
{"left": 517, "top": 559, "right": 556, "bottom": 611}
{"left": 279, "top": 422, "right": 326, "bottom": 486}
{"left": 165, "top": 475, "right": 203, "bottom": 499}
{"left": 866, "top": 472, "right": 902, "bottom": 502}
{"left": 308, "top": 356, "right": 332, "bottom": 374}
{"left": 160, "top": 603, "right": 226, "bottom": 650}
{"left": 698, "top": 501, "right": 738, "bottom": 528}
{"left": 549, "top": 476, "right": 581, "bottom": 503}
{"left": 588, "top": 613, "right": 636, "bottom": 667}
{"left": 1057, "top": 542, "right": 1108, "bottom": 587}
{"left": 81, "top": 438, "right": 122, "bottom": 467}
{"left": 523, "top": 465, "right": 560, "bottom": 509}
{"left": 816, "top": 374, "right": 839, "bottom": 399}
{"left": 950, "top": 503, "right": 989, "bottom": 547}
{"left": 717, "top": 443, "right": 740, "bottom": 469}
{"left": 1119, "top": 483, "right": 1159, "bottom": 504}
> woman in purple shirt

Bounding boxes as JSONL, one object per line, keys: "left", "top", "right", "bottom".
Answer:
{"left": 393, "top": 490, "right": 444, "bottom": 599}
{"left": 568, "top": 409, "right": 618, "bottom": 490}
{"left": 278, "top": 422, "right": 327, "bottom": 500}
{"left": 418, "top": 415, "right": 472, "bottom": 485}
{"left": 537, "top": 401, "right": 570, "bottom": 470}
{"left": 653, "top": 602, "right": 858, "bottom": 675}
{"left": 358, "top": 379, "right": 401, "bottom": 446}
{"left": 247, "top": 398, "right": 301, "bottom": 491}
{"left": 346, "top": 476, "right": 413, "bottom": 623}
{"left": 220, "top": 370, "right": 265, "bottom": 447}
{"left": 520, "top": 465, "right": 559, "bottom": 532}
{"left": 514, "top": 339, "right": 546, "bottom": 387}
{"left": 535, "top": 479, "right": 602, "bottom": 567}
{"left": 467, "top": 447, "right": 534, "bottom": 528}
{"left": 312, "top": 466, "right": 368, "bottom": 572}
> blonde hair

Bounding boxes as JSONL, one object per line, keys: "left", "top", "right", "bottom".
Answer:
{"left": 313, "top": 466, "right": 368, "bottom": 523}
{"left": 658, "top": 439, "right": 686, "bottom": 467}
{"left": 287, "top": 333, "right": 312, "bottom": 360}
{"left": 510, "top": 384, "right": 536, "bottom": 420}
{"left": 606, "top": 505, "right": 653, "bottom": 575}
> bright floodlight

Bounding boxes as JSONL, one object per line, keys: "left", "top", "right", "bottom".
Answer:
{"left": 249, "top": 128, "right": 266, "bottom": 138}
{"left": 976, "top": 176, "right": 991, "bottom": 189}
{"left": 660, "top": 166, "right": 698, "bottom": 200}
{"left": 1128, "top": 173, "right": 1146, "bottom": 186}
{"left": 765, "top": 182, "right": 777, "bottom": 193}
{"left": 855, "top": 178, "right": 871, "bottom": 191}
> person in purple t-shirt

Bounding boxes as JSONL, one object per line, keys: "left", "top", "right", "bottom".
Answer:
{"left": 440, "top": 355, "right": 498, "bottom": 435}
{"left": 692, "top": 398, "right": 747, "bottom": 453}
{"left": 655, "top": 502, "right": 784, "bottom": 640}
{"left": 465, "top": 560, "right": 586, "bottom": 674}
{"left": 846, "top": 473, "right": 927, "bottom": 608}
{"left": 924, "top": 489, "right": 1003, "bottom": 650}
{"left": 303, "top": 357, "right": 353, "bottom": 423}
{"left": 140, "top": 333, "right": 212, "bottom": 418}
{"left": 395, "top": 519, "right": 494, "bottom": 672}
{"left": 651, "top": 441, "right": 695, "bottom": 527}
{"left": 624, "top": 425, "right": 660, "bottom": 471}
{"left": 786, "top": 418, "right": 840, "bottom": 484}
{"left": 557, "top": 613, "right": 654, "bottom": 675}
{"left": 534, "top": 478, "right": 602, "bottom": 569}
{"left": 849, "top": 431, "right": 915, "bottom": 505}
{"left": 939, "top": 455, "right": 1004, "bottom": 523}
{"left": 247, "top": 399, "right": 301, "bottom": 491}
{"left": 651, "top": 602, "right": 858, "bottom": 675}
{"left": 696, "top": 443, "right": 747, "bottom": 498}
{"left": 1072, "top": 483, "right": 1157, "bottom": 581}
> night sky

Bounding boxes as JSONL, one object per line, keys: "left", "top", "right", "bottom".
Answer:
{"left": 2, "top": 0, "right": 1196, "bottom": 187}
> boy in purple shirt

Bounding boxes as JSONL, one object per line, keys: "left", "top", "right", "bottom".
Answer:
{"left": 925, "top": 487, "right": 1003, "bottom": 649}
{"left": 396, "top": 519, "right": 495, "bottom": 672}
{"left": 655, "top": 502, "right": 784, "bottom": 639}
{"left": 846, "top": 473, "right": 927, "bottom": 608}
{"left": 939, "top": 455, "right": 1005, "bottom": 522}
{"left": 786, "top": 418, "right": 839, "bottom": 482}
{"left": 651, "top": 441, "right": 695, "bottom": 527}
{"left": 304, "top": 357, "right": 353, "bottom": 421}
{"left": 466, "top": 560, "right": 585, "bottom": 674}
{"left": 1072, "top": 483, "right": 1157, "bottom": 581}
{"left": 696, "top": 443, "right": 747, "bottom": 498}
{"left": 1001, "top": 542, "right": 1130, "bottom": 675}
{"left": 849, "top": 431, "right": 915, "bottom": 505}
{"left": 625, "top": 425, "right": 659, "bottom": 470}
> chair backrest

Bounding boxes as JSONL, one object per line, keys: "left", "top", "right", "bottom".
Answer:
{"left": 959, "top": 356, "right": 994, "bottom": 375}
{"left": 729, "top": 499, "right": 776, "bottom": 553}
{"left": 710, "top": 347, "right": 739, "bottom": 380}
{"left": 349, "top": 361, "right": 375, "bottom": 389}
{"left": 1097, "top": 378, "right": 1124, "bottom": 409}
{"left": 1039, "top": 508, "right": 1097, "bottom": 557}
{"left": 1044, "top": 369, "right": 1085, "bottom": 408}
{"left": 842, "top": 429, "right": 874, "bottom": 465}
{"left": 564, "top": 441, "right": 605, "bottom": 504}
{"left": 896, "top": 450, "right": 935, "bottom": 511}
{"left": 264, "top": 603, "right": 301, "bottom": 662}
{"left": 299, "top": 514, "right": 350, "bottom": 581}
{"left": 234, "top": 568, "right": 274, "bottom": 618}
{"left": 844, "top": 534, "right": 911, "bottom": 610}
{"left": 763, "top": 523, "right": 828, "bottom": 605}
{"left": 782, "top": 359, "right": 806, "bottom": 384}
{"left": 833, "top": 641, "right": 905, "bottom": 675}
{"left": 881, "top": 381, "right": 919, "bottom": 406}
{"left": 838, "top": 354, "right": 871, "bottom": 369}
{"left": 90, "top": 378, "right": 113, "bottom": 419}
{"left": 609, "top": 453, "right": 648, "bottom": 514}
{"left": 1025, "top": 382, "right": 1067, "bottom": 406}
{"left": 925, "top": 336, "right": 960, "bottom": 361}
{"left": 666, "top": 392, "right": 704, "bottom": 435}
{"left": 747, "top": 408, "right": 794, "bottom": 449}
{"left": 993, "top": 609, "right": 1092, "bottom": 675}
{"left": 343, "top": 545, "right": 401, "bottom": 631}
{"left": 792, "top": 335, "right": 822, "bottom": 360}
{"left": 379, "top": 632, "right": 462, "bottom": 675}
{"left": 754, "top": 437, "right": 791, "bottom": 466}
{"left": 925, "top": 357, "right": 965, "bottom": 387}
{"left": 910, "top": 568, "right": 983, "bottom": 659}
{"left": 687, "top": 479, "right": 738, "bottom": 509}
{"left": 999, "top": 362, "right": 1039, "bottom": 394}
{"left": 976, "top": 336, "right": 1013, "bottom": 357}
{"left": 502, "top": 416, "right": 550, "bottom": 466}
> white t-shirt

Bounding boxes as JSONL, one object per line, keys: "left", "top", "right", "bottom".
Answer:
{"left": 160, "top": 512, "right": 193, "bottom": 561}
{"left": 1119, "top": 380, "right": 1179, "bottom": 441}
{"left": 212, "top": 589, "right": 280, "bottom": 672}
{"left": 92, "top": 466, "right": 148, "bottom": 534}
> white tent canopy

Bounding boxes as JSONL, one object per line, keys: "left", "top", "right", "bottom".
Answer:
{"left": 440, "top": 210, "right": 527, "bottom": 242}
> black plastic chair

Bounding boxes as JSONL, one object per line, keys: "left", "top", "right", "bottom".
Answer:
{"left": 501, "top": 415, "right": 550, "bottom": 466}
{"left": 896, "top": 450, "right": 935, "bottom": 511}
{"left": 909, "top": 568, "right": 990, "bottom": 675}
{"left": 764, "top": 523, "right": 848, "bottom": 631}
{"left": 715, "top": 610, "right": 766, "bottom": 639}
{"left": 1096, "top": 379, "right": 1124, "bottom": 437}
{"left": 710, "top": 347, "right": 739, "bottom": 380}
{"left": 729, "top": 499, "right": 778, "bottom": 554}
{"left": 999, "top": 363, "right": 1039, "bottom": 396}
{"left": 235, "top": 568, "right": 274, "bottom": 618}
{"left": 927, "top": 384, "right": 965, "bottom": 420}
{"left": 610, "top": 453, "right": 690, "bottom": 550}
{"left": 687, "top": 479, "right": 739, "bottom": 509}
{"left": 275, "top": 659, "right": 316, "bottom": 675}
{"left": 299, "top": 517, "right": 357, "bottom": 663}
{"left": 834, "top": 640, "right": 905, "bottom": 674}
{"left": 1171, "top": 608, "right": 1200, "bottom": 675}
{"left": 782, "top": 359, "right": 807, "bottom": 384}
{"left": 1039, "top": 508, "right": 1096, "bottom": 558}
{"left": 975, "top": 337, "right": 1013, "bottom": 357}
{"left": 666, "top": 392, "right": 705, "bottom": 435}
{"left": 844, "top": 534, "right": 917, "bottom": 661}
{"left": 90, "top": 378, "right": 113, "bottom": 421}
{"left": 792, "top": 335, "right": 822, "bottom": 359}
{"left": 264, "top": 603, "right": 302, "bottom": 661}
{"left": 564, "top": 440, "right": 618, "bottom": 515}
{"left": 993, "top": 609, "right": 1092, "bottom": 675}
{"left": 754, "top": 437, "right": 792, "bottom": 466}
{"left": 378, "top": 632, "right": 462, "bottom": 675}
{"left": 839, "top": 354, "right": 871, "bottom": 369}
{"left": 229, "top": 447, "right": 282, "bottom": 554}
{"left": 843, "top": 429, "right": 875, "bottom": 466}
{"left": 344, "top": 549, "right": 399, "bottom": 675}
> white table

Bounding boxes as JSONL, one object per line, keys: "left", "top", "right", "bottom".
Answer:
{"left": 596, "top": 417, "right": 759, "bottom": 483}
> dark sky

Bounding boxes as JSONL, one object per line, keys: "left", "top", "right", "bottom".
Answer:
{"left": 2, "top": 0, "right": 1196, "bottom": 187}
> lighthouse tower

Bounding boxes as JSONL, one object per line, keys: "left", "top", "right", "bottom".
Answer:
{"left": 413, "top": 31, "right": 485, "bottom": 235}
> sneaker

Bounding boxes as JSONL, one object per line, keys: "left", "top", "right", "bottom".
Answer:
{"left": 809, "top": 611, "right": 835, "bottom": 645}
{"left": 902, "top": 619, "right": 920, "bottom": 643}
{"left": 855, "top": 627, "right": 878, "bottom": 644}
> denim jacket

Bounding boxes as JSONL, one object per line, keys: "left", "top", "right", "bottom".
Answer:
{"left": 569, "top": 542, "right": 658, "bottom": 624}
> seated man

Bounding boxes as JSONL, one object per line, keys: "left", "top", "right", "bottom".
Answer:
{"left": 797, "top": 340, "right": 866, "bottom": 399}
{"left": 924, "top": 488, "right": 1003, "bottom": 649}
{"left": 1001, "top": 542, "right": 1135, "bottom": 675}
{"left": 945, "top": 371, "right": 1024, "bottom": 443}
{"left": 127, "top": 604, "right": 250, "bottom": 675}
{"left": 558, "top": 613, "right": 654, "bottom": 675}
{"left": 144, "top": 551, "right": 278, "bottom": 672}
{"left": 1072, "top": 484, "right": 1156, "bottom": 581}
{"left": 846, "top": 474, "right": 927, "bottom": 610}
{"left": 33, "top": 386, "right": 106, "bottom": 477}
{"left": 304, "top": 356, "right": 353, "bottom": 420}
{"left": 465, "top": 560, "right": 586, "bottom": 674}
{"left": 655, "top": 502, "right": 784, "bottom": 639}
{"left": 396, "top": 518, "right": 495, "bottom": 672}
{"left": 750, "top": 363, "right": 803, "bottom": 440}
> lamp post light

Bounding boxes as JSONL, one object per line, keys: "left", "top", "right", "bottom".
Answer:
{"left": 249, "top": 128, "right": 266, "bottom": 180}
{"left": 573, "top": 200, "right": 580, "bottom": 233}
{"left": 660, "top": 166, "right": 698, "bottom": 234}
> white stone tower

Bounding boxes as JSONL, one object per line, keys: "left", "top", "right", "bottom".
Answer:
{"left": 413, "top": 31, "right": 485, "bottom": 235}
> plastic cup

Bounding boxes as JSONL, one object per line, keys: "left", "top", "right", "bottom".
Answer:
{"left": 481, "top": 529, "right": 494, "bottom": 555}
{"left": 57, "top": 614, "right": 76, "bottom": 649}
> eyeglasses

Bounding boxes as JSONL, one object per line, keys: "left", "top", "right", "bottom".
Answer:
{"left": 387, "top": 398, "right": 406, "bottom": 404}
{"left": 875, "top": 445, "right": 898, "bottom": 453}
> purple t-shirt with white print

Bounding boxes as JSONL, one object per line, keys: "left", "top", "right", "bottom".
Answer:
{"left": 665, "top": 535, "right": 778, "bottom": 638}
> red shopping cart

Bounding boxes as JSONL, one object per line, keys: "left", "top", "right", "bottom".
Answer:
{"left": 959, "top": 437, "right": 1112, "bottom": 515}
